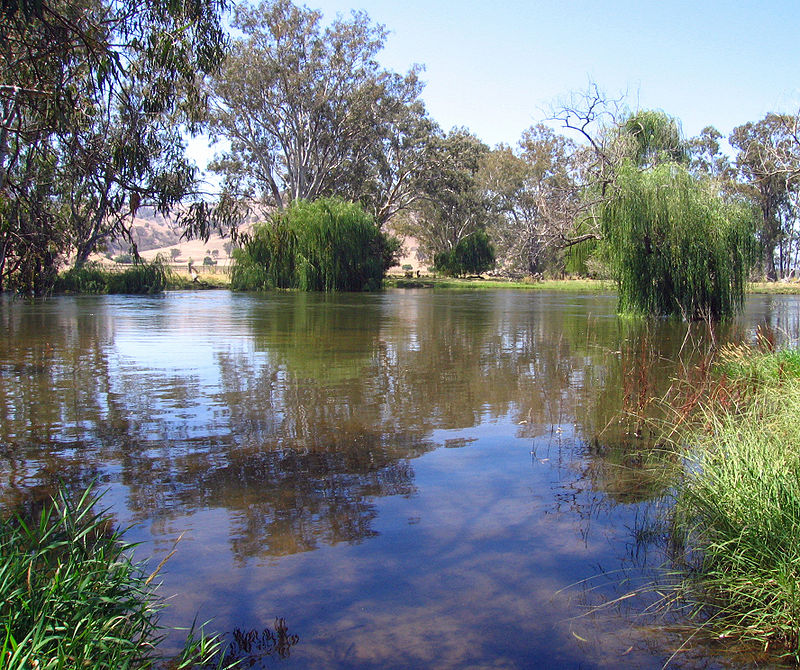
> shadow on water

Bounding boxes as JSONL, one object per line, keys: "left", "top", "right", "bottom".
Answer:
{"left": 2, "top": 290, "right": 800, "bottom": 667}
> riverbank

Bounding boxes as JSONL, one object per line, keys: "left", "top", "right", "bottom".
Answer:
{"left": 383, "top": 276, "right": 617, "bottom": 291}
{"left": 50, "top": 264, "right": 800, "bottom": 295}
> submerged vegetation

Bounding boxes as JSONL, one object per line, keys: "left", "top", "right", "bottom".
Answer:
{"left": 0, "top": 487, "right": 232, "bottom": 669}
{"left": 667, "top": 344, "right": 800, "bottom": 659}
{"left": 231, "top": 198, "right": 399, "bottom": 292}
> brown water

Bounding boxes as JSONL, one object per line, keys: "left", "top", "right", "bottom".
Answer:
{"left": 1, "top": 289, "right": 799, "bottom": 669}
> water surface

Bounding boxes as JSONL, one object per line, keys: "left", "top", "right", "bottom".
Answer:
{"left": 2, "top": 289, "right": 799, "bottom": 668}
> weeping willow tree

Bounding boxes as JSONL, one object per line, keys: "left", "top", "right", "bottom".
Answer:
{"left": 621, "top": 110, "right": 688, "bottom": 168}
{"left": 602, "top": 162, "right": 755, "bottom": 319}
{"left": 231, "top": 198, "right": 400, "bottom": 291}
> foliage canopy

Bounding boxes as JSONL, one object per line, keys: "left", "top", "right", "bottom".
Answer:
{"left": 208, "top": 0, "right": 431, "bottom": 225}
{"left": 231, "top": 198, "right": 399, "bottom": 292}
{"left": 434, "top": 229, "right": 496, "bottom": 277}
{"left": 602, "top": 162, "right": 755, "bottom": 319}
{"left": 0, "top": 0, "right": 228, "bottom": 294}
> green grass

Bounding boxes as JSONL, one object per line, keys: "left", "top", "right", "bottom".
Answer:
{"left": 167, "top": 269, "right": 231, "bottom": 290}
{"left": 0, "top": 487, "right": 234, "bottom": 669}
{"left": 55, "top": 260, "right": 171, "bottom": 295}
{"left": 748, "top": 281, "right": 800, "bottom": 295}
{"left": 669, "top": 346, "right": 800, "bottom": 660}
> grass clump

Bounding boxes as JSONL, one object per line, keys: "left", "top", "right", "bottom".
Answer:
{"left": 0, "top": 487, "right": 232, "bottom": 669}
{"left": 671, "top": 346, "right": 800, "bottom": 659}
{"left": 55, "top": 259, "right": 171, "bottom": 295}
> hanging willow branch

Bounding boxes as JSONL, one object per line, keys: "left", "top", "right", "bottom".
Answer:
{"left": 602, "top": 162, "right": 756, "bottom": 320}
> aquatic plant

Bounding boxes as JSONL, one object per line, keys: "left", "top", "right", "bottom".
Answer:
{"left": 670, "top": 346, "right": 800, "bottom": 659}
{"left": 0, "top": 487, "right": 233, "bottom": 669}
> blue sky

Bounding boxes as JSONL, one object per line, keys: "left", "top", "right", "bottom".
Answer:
{"left": 308, "top": 0, "right": 799, "bottom": 145}
{"left": 189, "top": 0, "right": 799, "bottom": 168}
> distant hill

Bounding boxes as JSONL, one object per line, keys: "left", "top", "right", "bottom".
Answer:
{"left": 104, "top": 207, "right": 184, "bottom": 256}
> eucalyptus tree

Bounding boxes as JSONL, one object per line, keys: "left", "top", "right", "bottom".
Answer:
{"left": 731, "top": 114, "right": 800, "bottom": 279}
{"left": 688, "top": 126, "right": 734, "bottom": 183}
{"left": 0, "top": 0, "right": 228, "bottom": 293}
{"left": 407, "top": 128, "right": 492, "bottom": 260}
{"left": 482, "top": 125, "right": 581, "bottom": 275}
{"left": 207, "top": 0, "right": 431, "bottom": 225}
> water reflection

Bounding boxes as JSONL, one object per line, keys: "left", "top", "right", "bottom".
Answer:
{"left": 1, "top": 290, "right": 798, "bottom": 668}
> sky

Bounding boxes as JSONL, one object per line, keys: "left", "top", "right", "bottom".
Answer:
{"left": 188, "top": 0, "right": 800, "bottom": 168}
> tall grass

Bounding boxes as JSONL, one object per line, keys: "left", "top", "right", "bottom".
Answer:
{"left": 55, "top": 258, "right": 171, "bottom": 295}
{"left": 671, "top": 345, "right": 800, "bottom": 659}
{"left": 0, "top": 487, "right": 233, "bottom": 669}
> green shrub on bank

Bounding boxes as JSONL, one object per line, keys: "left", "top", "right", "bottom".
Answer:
{"left": 55, "top": 259, "right": 171, "bottom": 295}
{"left": 672, "top": 347, "right": 800, "bottom": 659}
{"left": 0, "top": 487, "right": 232, "bottom": 669}
{"left": 433, "top": 230, "right": 495, "bottom": 277}
{"left": 231, "top": 198, "right": 399, "bottom": 292}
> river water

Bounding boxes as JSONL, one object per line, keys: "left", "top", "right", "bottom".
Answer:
{"left": 2, "top": 289, "right": 799, "bottom": 669}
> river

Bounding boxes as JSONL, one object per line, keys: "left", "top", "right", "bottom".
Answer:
{"left": 2, "top": 289, "right": 799, "bottom": 668}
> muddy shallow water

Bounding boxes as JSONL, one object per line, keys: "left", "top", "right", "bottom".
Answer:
{"left": 2, "top": 289, "right": 799, "bottom": 669}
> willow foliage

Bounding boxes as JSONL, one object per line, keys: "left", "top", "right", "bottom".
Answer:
{"left": 621, "top": 110, "right": 688, "bottom": 168}
{"left": 231, "top": 199, "right": 398, "bottom": 291}
{"left": 602, "top": 162, "right": 755, "bottom": 319}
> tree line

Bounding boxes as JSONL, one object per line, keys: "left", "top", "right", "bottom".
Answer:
{"left": 2, "top": 0, "right": 800, "bottom": 313}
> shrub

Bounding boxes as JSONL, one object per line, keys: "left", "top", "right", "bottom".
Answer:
{"left": 434, "top": 230, "right": 495, "bottom": 277}
{"left": 55, "top": 259, "right": 171, "bottom": 295}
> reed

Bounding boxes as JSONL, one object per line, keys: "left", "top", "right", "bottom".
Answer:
{"left": 671, "top": 347, "right": 800, "bottom": 659}
{"left": 0, "top": 487, "right": 233, "bottom": 669}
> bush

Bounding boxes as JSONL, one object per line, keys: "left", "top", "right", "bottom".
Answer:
{"left": 231, "top": 198, "right": 399, "bottom": 291}
{"left": 55, "top": 259, "right": 171, "bottom": 295}
{"left": 434, "top": 230, "right": 495, "bottom": 277}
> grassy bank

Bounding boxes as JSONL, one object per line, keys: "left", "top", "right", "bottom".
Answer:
{"left": 670, "top": 344, "right": 800, "bottom": 659}
{"left": 0, "top": 488, "right": 232, "bottom": 669}
{"left": 54, "top": 261, "right": 230, "bottom": 294}
{"left": 51, "top": 269, "right": 800, "bottom": 296}
{"left": 748, "top": 281, "right": 800, "bottom": 295}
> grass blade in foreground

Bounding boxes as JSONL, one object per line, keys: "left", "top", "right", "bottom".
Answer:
{"left": 0, "top": 487, "right": 236, "bottom": 669}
